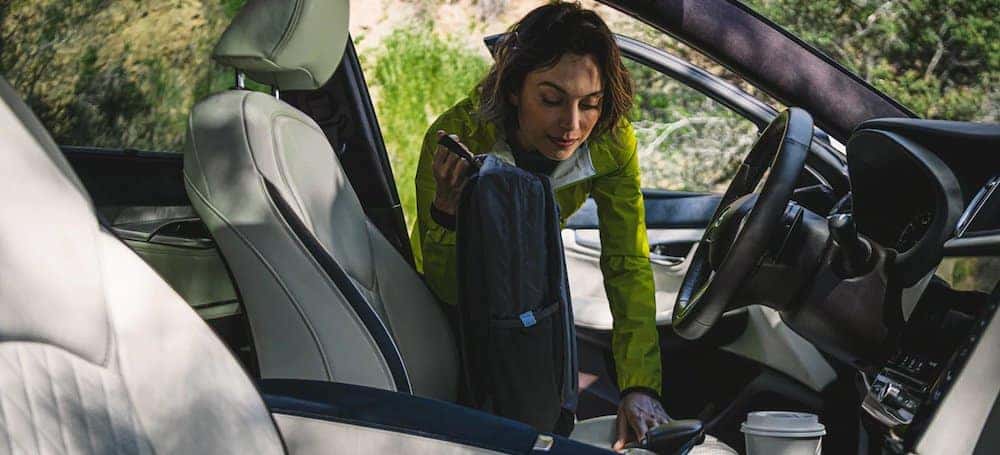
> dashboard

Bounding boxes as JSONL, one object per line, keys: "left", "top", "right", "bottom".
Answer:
{"left": 862, "top": 273, "right": 997, "bottom": 453}
{"left": 843, "top": 119, "right": 1000, "bottom": 453}
{"left": 847, "top": 122, "right": 964, "bottom": 286}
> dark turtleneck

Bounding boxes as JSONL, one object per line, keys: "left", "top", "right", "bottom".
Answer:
{"left": 507, "top": 122, "right": 560, "bottom": 176}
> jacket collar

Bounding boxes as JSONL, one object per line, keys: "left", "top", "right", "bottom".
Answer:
{"left": 486, "top": 133, "right": 617, "bottom": 190}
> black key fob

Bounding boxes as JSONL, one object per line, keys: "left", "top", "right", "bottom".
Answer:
{"left": 438, "top": 135, "right": 481, "bottom": 168}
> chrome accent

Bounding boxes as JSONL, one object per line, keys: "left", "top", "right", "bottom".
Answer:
{"left": 956, "top": 174, "right": 999, "bottom": 237}
{"left": 861, "top": 372, "right": 915, "bottom": 429}
{"left": 235, "top": 71, "right": 246, "bottom": 90}
{"left": 532, "top": 434, "right": 554, "bottom": 451}
{"left": 271, "top": 86, "right": 280, "bottom": 100}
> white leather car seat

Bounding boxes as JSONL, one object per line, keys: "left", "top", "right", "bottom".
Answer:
{"left": 184, "top": 0, "right": 458, "bottom": 401}
{"left": 0, "top": 77, "right": 284, "bottom": 454}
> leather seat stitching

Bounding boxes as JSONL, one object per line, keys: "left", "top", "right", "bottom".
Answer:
{"left": 42, "top": 348, "right": 72, "bottom": 454}
{"left": 0, "top": 363, "right": 28, "bottom": 454}
{"left": 236, "top": 100, "right": 394, "bottom": 383}
{"left": 185, "top": 113, "right": 212, "bottom": 200}
{"left": 185, "top": 176, "right": 336, "bottom": 381}
{"left": 67, "top": 346, "right": 101, "bottom": 454}
{"left": 270, "top": 0, "right": 304, "bottom": 56}
{"left": 268, "top": 113, "right": 315, "bottom": 232}
{"left": 14, "top": 346, "right": 62, "bottom": 452}
{"left": 256, "top": 177, "right": 396, "bottom": 384}
{"left": 263, "top": 109, "right": 380, "bottom": 290}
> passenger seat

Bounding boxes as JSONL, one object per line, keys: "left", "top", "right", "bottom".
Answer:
{"left": 184, "top": 0, "right": 459, "bottom": 400}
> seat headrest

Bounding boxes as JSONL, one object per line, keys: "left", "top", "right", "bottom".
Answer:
{"left": 212, "top": 0, "right": 350, "bottom": 90}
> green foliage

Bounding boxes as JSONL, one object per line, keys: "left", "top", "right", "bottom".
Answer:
{"left": 367, "top": 25, "right": 489, "bottom": 228}
{"left": 743, "top": 0, "right": 999, "bottom": 121}
{"left": 1, "top": 0, "right": 252, "bottom": 152}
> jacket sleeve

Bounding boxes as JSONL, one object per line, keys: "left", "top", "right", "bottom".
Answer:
{"left": 589, "top": 121, "right": 662, "bottom": 395}
{"left": 411, "top": 109, "right": 470, "bottom": 306}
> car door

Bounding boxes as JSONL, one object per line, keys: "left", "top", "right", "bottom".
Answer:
{"left": 565, "top": 35, "right": 845, "bottom": 332}
{"left": 554, "top": 34, "right": 855, "bottom": 434}
{"left": 59, "top": 146, "right": 256, "bottom": 367}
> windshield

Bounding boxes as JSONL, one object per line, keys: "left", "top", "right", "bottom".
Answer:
{"left": 742, "top": 0, "right": 998, "bottom": 122}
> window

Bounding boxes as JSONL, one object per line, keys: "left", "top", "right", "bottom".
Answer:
{"left": 936, "top": 257, "right": 1000, "bottom": 293}
{"left": 625, "top": 58, "right": 759, "bottom": 193}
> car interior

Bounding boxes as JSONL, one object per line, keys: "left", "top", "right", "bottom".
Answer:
{"left": 2, "top": 0, "right": 999, "bottom": 454}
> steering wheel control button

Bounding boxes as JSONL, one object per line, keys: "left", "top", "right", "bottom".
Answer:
{"left": 741, "top": 411, "right": 826, "bottom": 454}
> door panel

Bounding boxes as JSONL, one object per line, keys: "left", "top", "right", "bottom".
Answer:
{"left": 565, "top": 191, "right": 718, "bottom": 330}
{"left": 62, "top": 147, "right": 240, "bottom": 321}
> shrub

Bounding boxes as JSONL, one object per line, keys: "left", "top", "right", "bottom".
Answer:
{"left": 367, "top": 25, "right": 490, "bottom": 229}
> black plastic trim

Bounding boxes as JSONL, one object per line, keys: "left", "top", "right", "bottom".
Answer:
{"left": 261, "top": 379, "right": 611, "bottom": 454}
{"left": 61, "top": 145, "right": 189, "bottom": 207}
{"left": 263, "top": 180, "right": 412, "bottom": 394}
{"left": 944, "top": 235, "right": 1000, "bottom": 256}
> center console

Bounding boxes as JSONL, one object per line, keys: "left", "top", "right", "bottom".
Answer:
{"left": 862, "top": 277, "right": 997, "bottom": 453}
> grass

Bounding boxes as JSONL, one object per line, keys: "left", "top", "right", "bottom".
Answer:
{"left": 366, "top": 25, "right": 490, "bottom": 229}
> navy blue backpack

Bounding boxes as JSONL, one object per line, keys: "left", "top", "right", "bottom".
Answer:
{"left": 455, "top": 154, "right": 578, "bottom": 435}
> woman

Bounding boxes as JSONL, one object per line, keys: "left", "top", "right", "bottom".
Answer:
{"left": 411, "top": 2, "right": 665, "bottom": 449}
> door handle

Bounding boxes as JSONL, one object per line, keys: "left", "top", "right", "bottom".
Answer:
{"left": 650, "top": 252, "right": 684, "bottom": 266}
{"left": 112, "top": 218, "right": 215, "bottom": 249}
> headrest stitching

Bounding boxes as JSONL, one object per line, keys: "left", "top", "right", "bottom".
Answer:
{"left": 270, "top": 0, "right": 306, "bottom": 65}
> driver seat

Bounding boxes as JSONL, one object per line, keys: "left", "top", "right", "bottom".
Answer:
{"left": 184, "top": 0, "right": 458, "bottom": 401}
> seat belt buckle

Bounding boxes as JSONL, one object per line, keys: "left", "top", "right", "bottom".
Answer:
{"left": 519, "top": 311, "right": 537, "bottom": 327}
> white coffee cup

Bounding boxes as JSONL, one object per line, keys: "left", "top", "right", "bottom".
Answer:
{"left": 741, "top": 411, "right": 825, "bottom": 455}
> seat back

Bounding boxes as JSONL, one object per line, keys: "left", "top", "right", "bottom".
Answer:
{"left": 184, "top": 0, "right": 458, "bottom": 401}
{"left": 0, "top": 78, "right": 283, "bottom": 454}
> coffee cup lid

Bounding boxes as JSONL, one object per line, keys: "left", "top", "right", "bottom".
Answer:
{"left": 741, "top": 411, "right": 826, "bottom": 438}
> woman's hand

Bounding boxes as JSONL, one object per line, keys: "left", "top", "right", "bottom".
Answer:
{"left": 432, "top": 130, "right": 473, "bottom": 215}
{"left": 612, "top": 391, "right": 670, "bottom": 451}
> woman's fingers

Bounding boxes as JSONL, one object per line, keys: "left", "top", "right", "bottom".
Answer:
{"left": 612, "top": 408, "right": 630, "bottom": 451}
{"left": 447, "top": 155, "right": 470, "bottom": 185}
{"left": 433, "top": 131, "right": 471, "bottom": 186}
{"left": 630, "top": 413, "right": 650, "bottom": 442}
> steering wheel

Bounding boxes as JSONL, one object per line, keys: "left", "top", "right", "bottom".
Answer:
{"left": 672, "top": 108, "right": 814, "bottom": 340}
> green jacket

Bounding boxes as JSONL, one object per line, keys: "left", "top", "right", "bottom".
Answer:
{"left": 410, "top": 95, "right": 661, "bottom": 395}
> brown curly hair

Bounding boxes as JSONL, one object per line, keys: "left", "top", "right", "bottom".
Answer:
{"left": 477, "top": 1, "right": 633, "bottom": 137}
